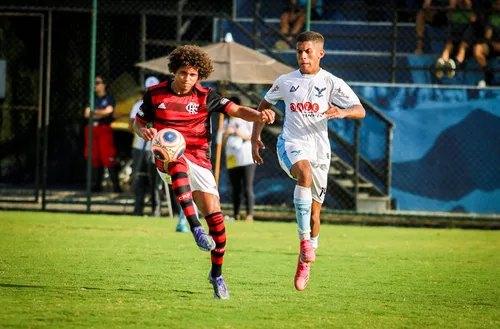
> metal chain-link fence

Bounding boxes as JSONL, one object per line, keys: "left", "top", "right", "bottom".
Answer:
{"left": 1, "top": 0, "right": 499, "bottom": 217}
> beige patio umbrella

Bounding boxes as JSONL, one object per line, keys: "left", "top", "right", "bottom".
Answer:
{"left": 135, "top": 40, "right": 294, "bottom": 184}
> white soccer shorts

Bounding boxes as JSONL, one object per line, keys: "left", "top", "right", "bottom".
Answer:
{"left": 276, "top": 135, "right": 330, "bottom": 203}
{"left": 156, "top": 157, "right": 219, "bottom": 197}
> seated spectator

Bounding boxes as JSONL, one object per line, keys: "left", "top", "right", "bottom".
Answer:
{"left": 434, "top": 0, "right": 479, "bottom": 79}
{"left": 414, "top": 0, "right": 449, "bottom": 55}
{"left": 274, "top": 0, "right": 323, "bottom": 50}
{"left": 473, "top": 1, "right": 499, "bottom": 86}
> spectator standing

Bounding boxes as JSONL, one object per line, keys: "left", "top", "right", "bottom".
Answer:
{"left": 129, "top": 76, "right": 162, "bottom": 217}
{"left": 83, "top": 75, "right": 122, "bottom": 193}
{"left": 222, "top": 96, "right": 256, "bottom": 222}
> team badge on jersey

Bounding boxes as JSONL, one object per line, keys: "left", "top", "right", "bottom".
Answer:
{"left": 186, "top": 102, "right": 199, "bottom": 114}
{"left": 314, "top": 86, "right": 326, "bottom": 98}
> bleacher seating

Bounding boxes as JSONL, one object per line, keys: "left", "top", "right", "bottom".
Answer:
{"left": 222, "top": 1, "right": 500, "bottom": 86}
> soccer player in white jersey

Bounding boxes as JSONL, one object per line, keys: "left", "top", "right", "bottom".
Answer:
{"left": 251, "top": 31, "right": 366, "bottom": 291}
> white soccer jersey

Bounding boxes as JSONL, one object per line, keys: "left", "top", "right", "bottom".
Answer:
{"left": 265, "top": 68, "right": 361, "bottom": 148}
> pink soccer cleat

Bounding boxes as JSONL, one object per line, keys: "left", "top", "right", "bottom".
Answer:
{"left": 294, "top": 256, "right": 310, "bottom": 291}
{"left": 299, "top": 239, "right": 316, "bottom": 263}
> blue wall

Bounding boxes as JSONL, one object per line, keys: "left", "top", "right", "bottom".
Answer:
{"left": 353, "top": 86, "right": 500, "bottom": 214}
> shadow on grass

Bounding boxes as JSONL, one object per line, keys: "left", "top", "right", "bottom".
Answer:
{"left": 0, "top": 283, "right": 203, "bottom": 297}
{"left": 0, "top": 283, "right": 45, "bottom": 289}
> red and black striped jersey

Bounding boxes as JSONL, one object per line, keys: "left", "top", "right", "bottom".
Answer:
{"left": 135, "top": 81, "right": 234, "bottom": 170}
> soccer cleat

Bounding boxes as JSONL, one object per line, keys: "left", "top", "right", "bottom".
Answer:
{"left": 434, "top": 58, "right": 445, "bottom": 80}
{"left": 299, "top": 239, "right": 316, "bottom": 263}
{"left": 192, "top": 226, "right": 216, "bottom": 251}
{"left": 175, "top": 223, "right": 190, "bottom": 233}
{"left": 294, "top": 256, "right": 310, "bottom": 291}
{"left": 208, "top": 271, "right": 230, "bottom": 299}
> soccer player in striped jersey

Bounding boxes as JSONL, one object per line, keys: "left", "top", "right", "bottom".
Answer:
{"left": 134, "top": 45, "right": 275, "bottom": 299}
{"left": 251, "top": 31, "right": 366, "bottom": 291}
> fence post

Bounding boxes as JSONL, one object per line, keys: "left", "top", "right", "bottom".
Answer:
{"left": 353, "top": 120, "right": 361, "bottom": 211}
{"left": 42, "top": 11, "right": 52, "bottom": 211}
{"left": 252, "top": 2, "right": 261, "bottom": 49}
{"left": 391, "top": 5, "right": 398, "bottom": 84}
{"left": 385, "top": 125, "right": 393, "bottom": 197}
{"left": 86, "top": 0, "right": 98, "bottom": 213}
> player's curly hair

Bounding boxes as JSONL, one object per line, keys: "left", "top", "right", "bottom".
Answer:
{"left": 167, "top": 45, "right": 214, "bottom": 81}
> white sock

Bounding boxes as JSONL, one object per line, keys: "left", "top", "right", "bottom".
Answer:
{"left": 311, "top": 235, "right": 319, "bottom": 249}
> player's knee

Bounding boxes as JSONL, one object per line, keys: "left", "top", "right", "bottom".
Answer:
{"left": 296, "top": 169, "right": 312, "bottom": 186}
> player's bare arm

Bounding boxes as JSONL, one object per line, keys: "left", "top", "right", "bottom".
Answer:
{"left": 250, "top": 99, "right": 274, "bottom": 165}
{"left": 323, "top": 103, "right": 366, "bottom": 120}
{"left": 133, "top": 119, "right": 157, "bottom": 141}
{"left": 227, "top": 104, "right": 275, "bottom": 124}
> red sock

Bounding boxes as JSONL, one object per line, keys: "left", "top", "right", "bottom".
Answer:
{"left": 206, "top": 212, "right": 226, "bottom": 266}
{"left": 166, "top": 159, "right": 200, "bottom": 229}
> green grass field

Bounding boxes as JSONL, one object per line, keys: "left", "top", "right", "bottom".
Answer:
{"left": 0, "top": 210, "right": 499, "bottom": 329}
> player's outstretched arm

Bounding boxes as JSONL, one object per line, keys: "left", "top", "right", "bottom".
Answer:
{"left": 227, "top": 104, "right": 275, "bottom": 124}
{"left": 324, "top": 103, "right": 365, "bottom": 120}
{"left": 251, "top": 99, "right": 274, "bottom": 165}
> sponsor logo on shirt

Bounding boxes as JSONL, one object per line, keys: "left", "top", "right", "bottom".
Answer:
{"left": 290, "top": 85, "right": 299, "bottom": 92}
{"left": 290, "top": 102, "right": 320, "bottom": 113}
{"left": 314, "top": 86, "right": 326, "bottom": 98}
{"left": 335, "top": 87, "right": 350, "bottom": 99}
{"left": 291, "top": 150, "right": 303, "bottom": 155}
{"left": 220, "top": 98, "right": 230, "bottom": 105}
{"left": 158, "top": 103, "right": 166, "bottom": 109}
{"left": 186, "top": 102, "right": 199, "bottom": 114}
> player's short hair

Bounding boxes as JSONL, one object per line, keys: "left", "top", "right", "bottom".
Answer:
{"left": 296, "top": 31, "right": 324, "bottom": 45}
{"left": 168, "top": 45, "right": 214, "bottom": 81}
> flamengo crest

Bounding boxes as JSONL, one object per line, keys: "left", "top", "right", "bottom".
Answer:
{"left": 186, "top": 102, "right": 199, "bottom": 114}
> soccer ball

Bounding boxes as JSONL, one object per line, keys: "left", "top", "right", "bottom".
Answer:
{"left": 151, "top": 128, "right": 186, "bottom": 163}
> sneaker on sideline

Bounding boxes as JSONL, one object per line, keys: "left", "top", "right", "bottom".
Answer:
{"left": 434, "top": 58, "right": 445, "bottom": 80}
{"left": 445, "top": 58, "right": 456, "bottom": 79}
{"left": 175, "top": 223, "right": 190, "bottom": 233}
